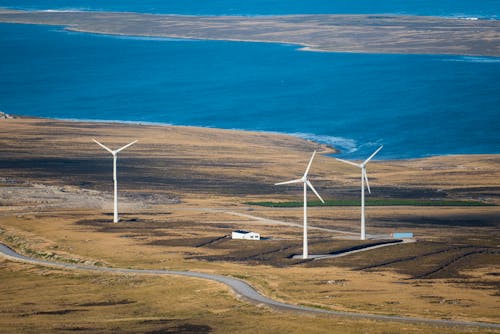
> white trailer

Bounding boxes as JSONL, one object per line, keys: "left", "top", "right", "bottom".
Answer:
{"left": 231, "top": 230, "right": 260, "bottom": 240}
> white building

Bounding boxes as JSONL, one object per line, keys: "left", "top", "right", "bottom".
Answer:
{"left": 231, "top": 230, "right": 260, "bottom": 240}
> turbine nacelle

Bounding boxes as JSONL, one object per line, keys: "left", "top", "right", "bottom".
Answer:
{"left": 93, "top": 139, "right": 138, "bottom": 156}
{"left": 335, "top": 145, "right": 383, "bottom": 194}
{"left": 93, "top": 138, "right": 138, "bottom": 223}
{"left": 335, "top": 145, "right": 383, "bottom": 240}
{"left": 274, "top": 150, "right": 325, "bottom": 203}
{"left": 274, "top": 150, "right": 325, "bottom": 259}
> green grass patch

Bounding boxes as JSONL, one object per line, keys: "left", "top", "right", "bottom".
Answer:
{"left": 245, "top": 199, "right": 494, "bottom": 207}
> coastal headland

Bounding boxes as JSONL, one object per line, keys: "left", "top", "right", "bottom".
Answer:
{"left": 0, "top": 117, "right": 499, "bottom": 333}
{"left": 0, "top": 9, "right": 499, "bottom": 56}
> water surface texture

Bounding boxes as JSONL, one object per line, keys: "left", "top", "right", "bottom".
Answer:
{"left": 1, "top": 23, "right": 499, "bottom": 159}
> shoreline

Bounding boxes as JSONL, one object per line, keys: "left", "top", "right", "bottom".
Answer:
{"left": 1, "top": 12, "right": 498, "bottom": 160}
{"left": 4, "top": 115, "right": 499, "bottom": 161}
{"left": 0, "top": 116, "right": 498, "bottom": 207}
{"left": 20, "top": 24, "right": 500, "bottom": 60}
{"left": 6, "top": 115, "right": 341, "bottom": 155}
{"left": 60, "top": 26, "right": 500, "bottom": 59}
{"left": 54, "top": 117, "right": 350, "bottom": 157}
{"left": 0, "top": 9, "right": 499, "bottom": 56}
{"left": 2, "top": 6, "right": 499, "bottom": 21}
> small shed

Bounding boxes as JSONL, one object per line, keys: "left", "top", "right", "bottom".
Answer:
{"left": 232, "top": 230, "right": 260, "bottom": 240}
{"left": 391, "top": 232, "right": 413, "bottom": 239}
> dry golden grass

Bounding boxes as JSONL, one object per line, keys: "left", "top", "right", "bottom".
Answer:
{"left": 0, "top": 118, "right": 499, "bottom": 333}
{"left": 0, "top": 260, "right": 497, "bottom": 334}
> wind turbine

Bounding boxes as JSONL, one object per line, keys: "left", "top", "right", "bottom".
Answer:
{"left": 93, "top": 139, "right": 138, "bottom": 223}
{"left": 336, "top": 145, "right": 383, "bottom": 240}
{"left": 275, "top": 151, "right": 325, "bottom": 259}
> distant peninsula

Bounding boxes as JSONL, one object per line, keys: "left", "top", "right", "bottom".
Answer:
{"left": 0, "top": 9, "right": 499, "bottom": 56}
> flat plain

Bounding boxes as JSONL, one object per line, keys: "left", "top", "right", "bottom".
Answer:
{"left": 0, "top": 117, "right": 498, "bottom": 333}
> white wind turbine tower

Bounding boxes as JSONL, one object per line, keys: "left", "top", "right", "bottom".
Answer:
{"left": 93, "top": 139, "right": 138, "bottom": 223}
{"left": 336, "top": 145, "right": 383, "bottom": 240}
{"left": 275, "top": 151, "right": 325, "bottom": 259}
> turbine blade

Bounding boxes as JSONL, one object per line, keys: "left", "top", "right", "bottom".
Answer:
{"left": 363, "top": 145, "right": 383, "bottom": 165}
{"left": 275, "top": 178, "right": 303, "bottom": 186}
{"left": 303, "top": 151, "right": 317, "bottom": 178}
{"left": 115, "top": 140, "right": 138, "bottom": 153}
{"left": 335, "top": 158, "right": 361, "bottom": 168}
{"left": 364, "top": 170, "right": 371, "bottom": 194}
{"left": 306, "top": 180, "right": 325, "bottom": 203}
{"left": 92, "top": 139, "right": 113, "bottom": 154}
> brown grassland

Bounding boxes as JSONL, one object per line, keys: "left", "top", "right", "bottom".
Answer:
{"left": 0, "top": 117, "right": 499, "bottom": 333}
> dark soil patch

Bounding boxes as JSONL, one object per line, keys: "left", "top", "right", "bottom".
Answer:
{"left": 323, "top": 240, "right": 500, "bottom": 284}
{"left": 448, "top": 186, "right": 500, "bottom": 198}
{"left": 149, "top": 236, "right": 229, "bottom": 248}
{"left": 77, "top": 299, "right": 135, "bottom": 307}
{"left": 22, "top": 309, "right": 85, "bottom": 317}
{"left": 335, "top": 186, "right": 446, "bottom": 200}
{"left": 356, "top": 245, "right": 476, "bottom": 271}
{"left": 377, "top": 186, "right": 447, "bottom": 199}
{"left": 377, "top": 212, "right": 499, "bottom": 228}
{"left": 327, "top": 240, "right": 401, "bottom": 256}
{"left": 193, "top": 239, "right": 303, "bottom": 266}
{"left": 75, "top": 218, "right": 125, "bottom": 227}
{"left": 139, "top": 319, "right": 176, "bottom": 325}
{"left": 75, "top": 218, "right": 185, "bottom": 236}
{"left": 145, "top": 324, "right": 212, "bottom": 334}
{"left": 0, "top": 155, "right": 275, "bottom": 196}
{"left": 194, "top": 235, "right": 229, "bottom": 247}
{"left": 414, "top": 248, "right": 500, "bottom": 279}
{"left": 193, "top": 238, "right": 373, "bottom": 267}
{"left": 54, "top": 326, "right": 98, "bottom": 332}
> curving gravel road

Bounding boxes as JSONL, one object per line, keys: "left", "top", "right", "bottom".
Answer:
{"left": 0, "top": 243, "right": 498, "bottom": 330}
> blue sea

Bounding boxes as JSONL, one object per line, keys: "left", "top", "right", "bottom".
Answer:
{"left": 0, "top": 0, "right": 499, "bottom": 18}
{"left": 0, "top": 1, "right": 499, "bottom": 159}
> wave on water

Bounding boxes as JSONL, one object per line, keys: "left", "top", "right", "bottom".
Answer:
{"left": 444, "top": 14, "right": 498, "bottom": 21}
{"left": 35, "top": 8, "right": 95, "bottom": 13}
{"left": 291, "top": 133, "right": 387, "bottom": 158}
{"left": 442, "top": 56, "right": 500, "bottom": 63}
{"left": 292, "top": 133, "right": 358, "bottom": 154}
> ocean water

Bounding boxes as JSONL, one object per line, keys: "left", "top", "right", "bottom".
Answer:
{"left": 1, "top": 23, "right": 499, "bottom": 159}
{"left": 0, "top": 0, "right": 499, "bottom": 19}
